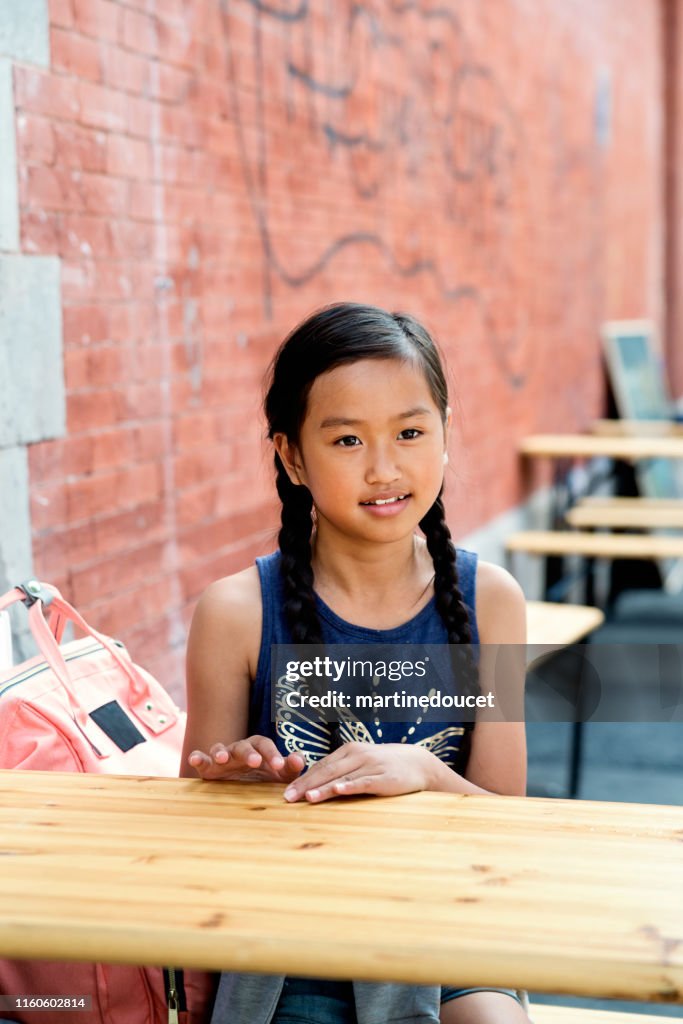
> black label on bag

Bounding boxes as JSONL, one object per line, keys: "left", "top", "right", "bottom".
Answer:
{"left": 89, "top": 700, "right": 146, "bottom": 752}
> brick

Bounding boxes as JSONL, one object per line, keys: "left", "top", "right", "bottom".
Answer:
{"left": 147, "top": 63, "right": 194, "bottom": 104}
{"left": 174, "top": 446, "right": 236, "bottom": 490}
{"left": 72, "top": 0, "right": 120, "bottom": 43}
{"left": 77, "top": 80, "right": 127, "bottom": 131}
{"left": 61, "top": 259, "right": 135, "bottom": 302}
{"left": 49, "top": 0, "right": 75, "bottom": 29}
{"left": 14, "top": 66, "right": 80, "bottom": 120}
{"left": 64, "top": 344, "right": 131, "bottom": 388}
{"left": 30, "top": 479, "right": 68, "bottom": 532}
{"left": 66, "top": 390, "right": 122, "bottom": 432}
{"left": 22, "top": 165, "right": 83, "bottom": 213}
{"left": 102, "top": 45, "right": 149, "bottom": 95}
{"left": 85, "top": 575, "right": 173, "bottom": 639}
{"left": 125, "top": 94, "right": 155, "bottom": 138}
{"left": 20, "top": 209, "right": 60, "bottom": 254}
{"left": 58, "top": 212, "right": 111, "bottom": 259}
{"left": 124, "top": 614, "right": 184, "bottom": 673}
{"left": 28, "top": 435, "right": 94, "bottom": 481}
{"left": 62, "top": 303, "right": 109, "bottom": 345}
{"left": 107, "top": 219, "right": 155, "bottom": 260}
{"left": 128, "top": 181, "right": 163, "bottom": 220}
{"left": 80, "top": 172, "right": 129, "bottom": 215}
{"left": 91, "top": 426, "right": 135, "bottom": 469}
{"left": 51, "top": 27, "right": 103, "bottom": 83}
{"left": 122, "top": 8, "right": 161, "bottom": 58}
{"left": 53, "top": 122, "right": 107, "bottom": 172}
{"left": 106, "top": 134, "right": 152, "bottom": 179}
{"left": 15, "top": 114, "right": 56, "bottom": 164}
{"left": 133, "top": 421, "right": 168, "bottom": 461}
{"left": 157, "top": 21, "right": 204, "bottom": 70}
{"left": 64, "top": 463, "right": 163, "bottom": 524}
{"left": 70, "top": 539, "right": 167, "bottom": 604}
{"left": 107, "top": 301, "right": 156, "bottom": 342}
{"left": 160, "top": 105, "right": 208, "bottom": 148}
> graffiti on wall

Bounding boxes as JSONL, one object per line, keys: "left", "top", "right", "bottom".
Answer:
{"left": 220, "top": 0, "right": 530, "bottom": 387}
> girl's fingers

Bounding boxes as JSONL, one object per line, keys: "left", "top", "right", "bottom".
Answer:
{"left": 287, "top": 749, "right": 354, "bottom": 796}
{"left": 188, "top": 750, "right": 211, "bottom": 769}
{"left": 249, "top": 735, "right": 286, "bottom": 770}
{"left": 305, "top": 775, "right": 375, "bottom": 802}
{"left": 191, "top": 740, "right": 303, "bottom": 781}
{"left": 283, "top": 756, "right": 363, "bottom": 802}
{"left": 278, "top": 753, "right": 306, "bottom": 782}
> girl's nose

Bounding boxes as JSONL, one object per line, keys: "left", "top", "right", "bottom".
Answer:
{"left": 365, "top": 448, "right": 401, "bottom": 484}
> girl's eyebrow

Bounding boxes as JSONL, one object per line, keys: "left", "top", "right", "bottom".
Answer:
{"left": 319, "top": 406, "right": 433, "bottom": 429}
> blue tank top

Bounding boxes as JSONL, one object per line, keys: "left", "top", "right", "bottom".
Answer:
{"left": 249, "top": 548, "right": 480, "bottom": 777}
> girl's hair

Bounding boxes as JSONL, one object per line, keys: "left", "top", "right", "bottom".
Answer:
{"left": 263, "top": 302, "right": 474, "bottom": 666}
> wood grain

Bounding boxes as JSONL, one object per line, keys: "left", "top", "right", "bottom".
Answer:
{"left": 0, "top": 771, "right": 681, "bottom": 1003}
{"left": 506, "top": 531, "right": 683, "bottom": 559}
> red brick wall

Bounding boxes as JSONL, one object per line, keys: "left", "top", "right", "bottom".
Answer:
{"left": 17, "top": 0, "right": 669, "bottom": 698}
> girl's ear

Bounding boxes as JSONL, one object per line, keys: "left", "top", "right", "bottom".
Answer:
{"left": 444, "top": 405, "right": 452, "bottom": 455}
{"left": 273, "top": 433, "right": 307, "bottom": 487}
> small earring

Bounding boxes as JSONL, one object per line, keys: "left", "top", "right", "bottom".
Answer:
{"left": 443, "top": 452, "right": 449, "bottom": 465}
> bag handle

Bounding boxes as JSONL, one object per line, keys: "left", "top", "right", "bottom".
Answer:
{"left": 0, "top": 581, "right": 149, "bottom": 704}
{"left": 0, "top": 582, "right": 73, "bottom": 645}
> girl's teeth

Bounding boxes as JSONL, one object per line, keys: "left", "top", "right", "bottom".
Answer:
{"left": 366, "top": 495, "right": 406, "bottom": 505}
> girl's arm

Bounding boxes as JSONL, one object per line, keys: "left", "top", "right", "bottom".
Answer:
{"left": 181, "top": 569, "right": 304, "bottom": 782}
{"left": 428, "top": 560, "right": 527, "bottom": 797}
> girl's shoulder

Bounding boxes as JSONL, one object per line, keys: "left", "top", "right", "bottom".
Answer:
{"left": 198, "top": 563, "right": 262, "bottom": 614}
{"left": 192, "top": 565, "right": 263, "bottom": 678}
{"left": 474, "top": 558, "right": 526, "bottom": 644}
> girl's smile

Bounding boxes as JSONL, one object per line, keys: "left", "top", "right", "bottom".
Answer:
{"left": 359, "top": 493, "right": 411, "bottom": 516}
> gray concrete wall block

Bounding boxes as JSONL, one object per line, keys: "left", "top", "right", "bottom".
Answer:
{"left": 0, "top": 0, "right": 49, "bottom": 66}
{"left": 0, "top": 444, "right": 35, "bottom": 659}
{"left": 0, "top": 253, "right": 65, "bottom": 447}
{"left": 0, "top": 59, "right": 18, "bottom": 251}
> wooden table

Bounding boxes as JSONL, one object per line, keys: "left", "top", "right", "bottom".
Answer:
{"left": 590, "top": 420, "right": 683, "bottom": 437}
{"left": 589, "top": 419, "right": 683, "bottom": 436}
{"left": 520, "top": 434, "right": 683, "bottom": 460}
{"left": 566, "top": 498, "right": 683, "bottom": 530}
{"left": 526, "top": 601, "right": 604, "bottom": 649}
{"left": 506, "top": 530, "right": 683, "bottom": 560}
{"left": 0, "top": 770, "right": 681, "bottom": 1003}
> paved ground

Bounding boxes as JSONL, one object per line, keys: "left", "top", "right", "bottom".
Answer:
{"left": 526, "top": 721, "right": 683, "bottom": 1017}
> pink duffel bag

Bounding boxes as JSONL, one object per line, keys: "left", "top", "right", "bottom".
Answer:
{"left": 0, "top": 580, "right": 217, "bottom": 1024}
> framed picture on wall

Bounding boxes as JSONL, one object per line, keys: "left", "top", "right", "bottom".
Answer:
{"left": 602, "top": 319, "right": 673, "bottom": 422}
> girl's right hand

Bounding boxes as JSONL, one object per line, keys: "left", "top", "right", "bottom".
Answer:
{"left": 187, "top": 735, "right": 306, "bottom": 783}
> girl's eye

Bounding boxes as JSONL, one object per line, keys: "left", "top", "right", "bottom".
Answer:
{"left": 334, "top": 435, "right": 361, "bottom": 447}
{"left": 400, "top": 428, "right": 423, "bottom": 440}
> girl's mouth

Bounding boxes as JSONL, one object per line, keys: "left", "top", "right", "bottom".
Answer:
{"left": 359, "top": 494, "right": 411, "bottom": 516}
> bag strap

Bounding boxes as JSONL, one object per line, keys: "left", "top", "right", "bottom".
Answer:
{"left": 0, "top": 581, "right": 149, "bottom": 703}
{"left": 0, "top": 582, "right": 73, "bottom": 645}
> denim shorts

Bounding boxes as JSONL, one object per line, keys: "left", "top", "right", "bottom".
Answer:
{"left": 271, "top": 978, "right": 523, "bottom": 1023}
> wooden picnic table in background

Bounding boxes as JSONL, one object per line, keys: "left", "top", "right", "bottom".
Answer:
{"left": 0, "top": 770, "right": 681, "bottom": 1003}
{"left": 519, "top": 433, "right": 683, "bottom": 461}
{"left": 525, "top": 600, "right": 604, "bottom": 650}
{"left": 590, "top": 420, "right": 683, "bottom": 437}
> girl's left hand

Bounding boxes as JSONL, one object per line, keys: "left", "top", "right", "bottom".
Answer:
{"left": 282, "top": 741, "right": 435, "bottom": 803}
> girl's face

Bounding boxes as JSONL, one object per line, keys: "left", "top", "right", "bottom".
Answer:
{"left": 275, "top": 358, "right": 450, "bottom": 547}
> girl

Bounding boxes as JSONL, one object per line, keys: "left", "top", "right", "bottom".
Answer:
{"left": 181, "top": 303, "right": 529, "bottom": 1024}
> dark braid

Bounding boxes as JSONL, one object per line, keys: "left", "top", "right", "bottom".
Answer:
{"left": 274, "top": 454, "right": 323, "bottom": 644}
{"left": 419, "top": 488, "right": 480, "bottom": 702}
{"left": 419, "top": 489, "right": 472, "bottom": 645}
